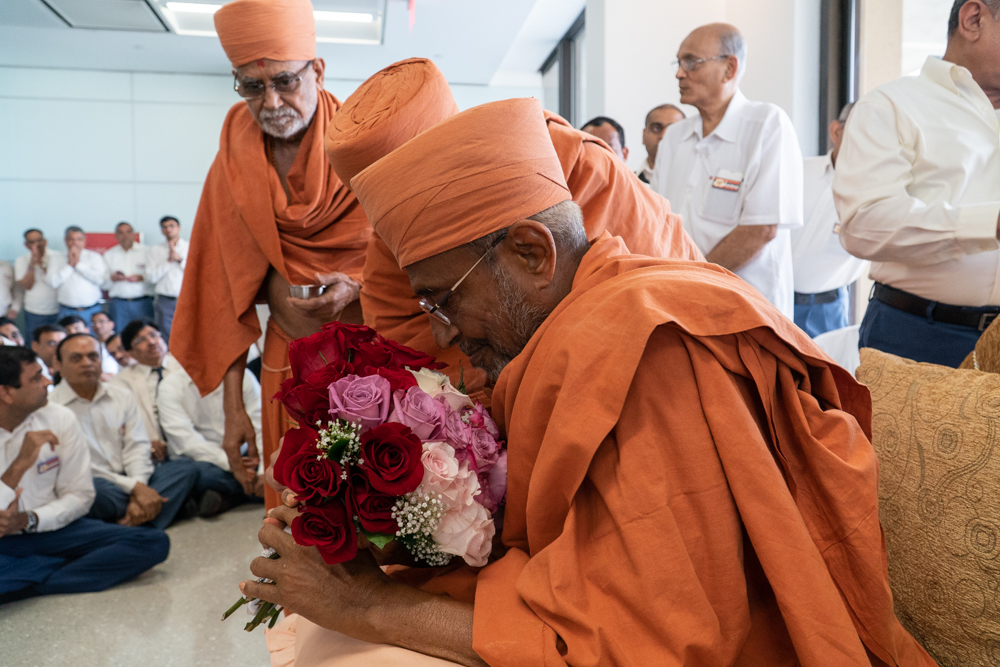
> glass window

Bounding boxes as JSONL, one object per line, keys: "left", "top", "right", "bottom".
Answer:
{"left": 573, "top": 27, "right": 587, "bottom": 127}
{"left": 542, "top": 60, "right": 560, "bottom": 117}
{"left": 902, "top": 0, "right": 950, "bottom": 76}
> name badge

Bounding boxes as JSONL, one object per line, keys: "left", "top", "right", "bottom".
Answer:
{"left": 37, "top": 456, "right": 60, "bottom": 474}
{"left": 712, "top": 169, "right": 744, "bottom": 192}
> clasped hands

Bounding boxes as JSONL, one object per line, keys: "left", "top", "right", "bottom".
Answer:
{"left": 111, "top": 271, "right": 143, "bottom": 283}
{"left": 286, "top": 271, "right": 361, "bottom": 321}
{"left": 119, "top": 482, "right": 167, "bottom": 526}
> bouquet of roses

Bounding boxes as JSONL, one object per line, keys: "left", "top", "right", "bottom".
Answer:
{"left": 223, "top": 323, "right": 506, "bottom": 631}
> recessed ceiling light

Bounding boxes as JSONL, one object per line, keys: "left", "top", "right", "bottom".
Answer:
{"left": 165, "top": 2, "right": 221, "bottom": 13}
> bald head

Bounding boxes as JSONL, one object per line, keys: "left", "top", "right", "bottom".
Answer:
{"left": 676, "top": 23, "right": 745, "bottom": 111}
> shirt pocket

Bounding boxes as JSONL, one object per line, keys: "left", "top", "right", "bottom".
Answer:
{"left": 700, "top": 181, "right": 743, "bottom": 224}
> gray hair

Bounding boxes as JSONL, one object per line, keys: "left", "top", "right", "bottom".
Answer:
{"left": 719, "top": 29, "right": 747, "bottom": 80}
{"left": 949, "top": 0, "right": 1000, "bottom": 35}
{"left": 464, "top": 200, "right": 589, "bottom": 259}
{"left": 837, "top": 102, "right": 855, "bottom": 124}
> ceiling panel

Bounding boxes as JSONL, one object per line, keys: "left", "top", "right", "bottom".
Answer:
{"left": 45, "top": 0, "right": 166, "bottom": 31}
{"left": 0, "top": 0, "right": 68, "bottom": 28}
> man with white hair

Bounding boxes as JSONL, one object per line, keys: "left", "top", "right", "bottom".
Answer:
{"left": 652, "top": 23, "right": 803, "bottom": 319}
{"left": 834, "top": 0, "right": 1000, "bottom": 367}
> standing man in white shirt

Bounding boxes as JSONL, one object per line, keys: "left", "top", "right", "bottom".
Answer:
{"left": 145, "top": 216, "right": 188, "bottom": 344}
{"left": 15, "top": 229, "right": 60, "bottom": 341}
{"left": 0, "top": 346, "right": 168, "bottom": 603}
{"left": 47, "top": 226, "right": 108, "bottom": 326}
{"left": 834, "top": 0, "right": 1000, "bottom": 367}
{"left": 0, "top": 260, "right": 20, "bottom": 322}
{"left": 158, "top": 363, "right": 263, "bottom": 517}
{"left": 51, "top": 334, "right": 197, "bottom": 530}
{"left": 636, "top": 104, "right": 686, "bottom": 184}
{"left": 652, "top": 24, "right": 804, "bottom": 319}
{"left": 113, "top": 320, "right": 180, "bottom": 457}
{"left": 103, "top": 222, "right": 154, "bottom": 336}
{"left": 791, "top": 103, "right": 868, "bottom": 338}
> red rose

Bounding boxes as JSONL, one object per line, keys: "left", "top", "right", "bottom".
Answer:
{"left": 291, "top": 500, "right": 358, "bottom": 565}
{"left": 349, "top": 471, "right": 399, "bottom": 534}
{"left": 286, "top": 450, "right": 344, "bottom": 503}
{"left": 372, "top": 367, "right": 418, "bottom": 393}
{"left": 303, "top": 359, "right": 355, "bottom": 389}
{"left": 288, "top": 329, "right": 349, "bottom": 382}
{"left": 358, "top": 423, "right": 424, "bottom": 495}
{"left": 273, "top": 426, "right": 320, "bottom": 489}
{"left": 274, "top": 380, "right": 329, "bottom": 427}
{"left": 352, "top": 341, "right": 394, "bottom": 370}
{"left": 379, "top": 338, "right": 446, "bottom": 371}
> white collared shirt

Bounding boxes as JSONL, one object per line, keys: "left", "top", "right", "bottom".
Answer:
{"left": 833, "top": 56, "right": 1000, "bottom": 306}
{"left": 157, "top": 366, "right": 262, "bottom": 471}
{"left": 51, "top": 381, "right": 152, "bottom": 493}
{"left": 111, "top": 353, "right": 183, "bottom": 440}
{"left": 791, "top": 153, "right": 869, "bottom": 294}
{"left": 634, "top": 163, "right": 654, "bottom": 185}
{"left": 0, "top": 403, "right": 95, "bottom": 532}
{"left": 651, "top": 89, "right": 804, "bottom": 318}
{"left": 46, "top": 249, "right": 108, "bottom": 308}
{"left": 0, "top": 261, "right": 21, "bottom": 316}
{"left": 14, "top": 251, "right": 59, "bottom": 316}
{"left": 146, "top": 239, "right": 188, "bottom": 298}
{"left": 103, "top": 244, "right": 152, "bottom": 300}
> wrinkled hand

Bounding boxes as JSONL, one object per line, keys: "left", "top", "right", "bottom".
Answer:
{"left": 129, "top": 482, "right": 166, "bottom": 523}
{"left": 243, "top": 507, "right": 396, "bottom": 638}
{"left": 118, "top": 498, "right": 145, "bottom": 526}
{"left": 285, "top": 271, "right": 361, "bottom": 322}
{"left": 222, "top": 409, "right": 258, "bottom": 495}
{"left": 0, "top": 492, "right": 27, "bottom": 537}
{"left": 150, "top": 440, "right": 168, "bottom": 462}
{"left": 18, "top": 430, "right": 58, "bottom": 467}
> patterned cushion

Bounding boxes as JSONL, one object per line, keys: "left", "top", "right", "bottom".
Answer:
{"left": 857, "top": 348, "right": 1000, "bottom": 666}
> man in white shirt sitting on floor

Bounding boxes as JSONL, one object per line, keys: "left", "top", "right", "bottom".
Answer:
{"left": 158, "top": 360, "right": 264, "bottom": 517}
{"left": 51, "top": 334, "right": 198, "bottom": 530}
{"left": 0, "top": 346, "right": 168, "bottom": 603}
{"left": 790, "top": 102, "right": 868, "bottom": 338}
{"left": 46, "top": 226, "right": 108, "bottom": 325}
{"left": 113, "top": 320, "right": 179, "bottom": 462}
{"left": 145, "top": 216, "right": 188, "bottom": 344}
{"left": 59, "top": 314, "right": 119, "bottom": 378}
{"left": 834, "top": 0, "right": 1000, "bottom": 367}
{"left": 652, "top": 23, "right": 803, "bottom": 319}
{"left": 0, "top": 318, "right": 24, "bottom": 347}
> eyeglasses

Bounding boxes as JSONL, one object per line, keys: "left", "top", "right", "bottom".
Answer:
{"left": 418, "top": 232, "right": 508, "bottom": 327}
{"left": 234, "top": 61, "right": 314, "bottom": 99}
{"left": 131, "top": 330, "right": 162, "bottom": 348}
{"left": 672, "top": 55, "right": 729, "bottom": 72}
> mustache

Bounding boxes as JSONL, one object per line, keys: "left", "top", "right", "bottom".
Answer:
{"left": 259, "top": 107, "right": 301, "bottom": 122}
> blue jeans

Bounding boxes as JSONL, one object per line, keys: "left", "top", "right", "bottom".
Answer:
{"left": 23, "top": 311, "right": 60, "bottom": 342}
{"left": 859, "top": 299, "right": 981, "bottom": 368}
{"left": 57, "top": 303, "right": 103, "bottom": 327}
{"left": 192, "top": 460, "right": 247, "bottom": 499}
{"left": 154, "top": 296, "right": 177, "bottom": 344}
{"left": 109, "top": 297, "right": 155, "bottom": 335}
{"left": 0, "top": 517, "right": 168, "bottom": 598}
{"left": 794, "top": 287, "right": 849, "bottom": 338}
{"left": 88, "top": 458, "right": 199, "bottom": 530}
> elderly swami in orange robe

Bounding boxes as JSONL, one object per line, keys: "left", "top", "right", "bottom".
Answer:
{"left": 325, "top": 58, "right": 702, "bottom": 395}
{"left": 245, "top": 98, "right": 935, "bottom": 666}
{"left": 171, "top": 0, "right": 371, "bottom": 508}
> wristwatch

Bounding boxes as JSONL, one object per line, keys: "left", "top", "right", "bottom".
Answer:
{"left": 24, "top": 511, "right": 38, "bottom": 534}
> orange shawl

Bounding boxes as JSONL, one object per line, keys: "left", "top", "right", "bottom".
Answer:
{"left": 472, "top": 234, "right": 933, "bottom": 666}
{"left": 172, "top": 90, "right": 370, "bottom": 394}
{"left": 359, "top": 112, "right": 703, "bottom": 390}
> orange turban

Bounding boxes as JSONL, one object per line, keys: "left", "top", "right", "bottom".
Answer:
{"left": 326, "top": 58, "right": 459, "bottom": 188}
{"left": 214, "top": 0, "right": 316, "bottom": 68}
{"left": 351, "top": 98, "right": 571, "bottom": 268}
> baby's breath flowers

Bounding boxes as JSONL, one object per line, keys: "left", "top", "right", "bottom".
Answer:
{"left": 392, "top": 492, "right": 451, "bottom": 566}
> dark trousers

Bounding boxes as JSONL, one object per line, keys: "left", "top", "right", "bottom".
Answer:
{"left": 192, "top": 460, "right": 246, "bottom": 498}
{"left": 23, "top": 311, "right": 60, "bottom": 341}
{"left": 154, "top": 296, "right": 177, "bottom": 344}
{"left": 794, "top": 287, "right": 849, "bottom": 338}
{"left": 0, "top": 517, "right": 169, "bottom": 598}
{"left": 859, "top": 298, "right": 981, "bottom": 368}
{"left": 109, "top": 297, "right": 154, "bottom": 336}
{"left": 89, "top": 458, "right": 199, "bottom": 530}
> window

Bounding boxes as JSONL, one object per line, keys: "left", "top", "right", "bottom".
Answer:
{"left": 540, "top": 11, "right": 585, "bottom": 127}
{"left": 902, "top": 0, "right": 950, "bottom": 76}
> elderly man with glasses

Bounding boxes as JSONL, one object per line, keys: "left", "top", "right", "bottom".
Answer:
{"left": 169, "top": 0, "right": 371, "bottom": 509}
{"left": 651, "top": 23, "right": 804, "bottom": 320}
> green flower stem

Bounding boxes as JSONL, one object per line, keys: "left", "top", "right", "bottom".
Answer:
{"left": 221, "top": 596, "right": 250, "bottom": 621}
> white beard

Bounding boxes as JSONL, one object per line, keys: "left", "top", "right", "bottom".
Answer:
{"left": 258, "top": 104, "right": 316, "bottom": 139}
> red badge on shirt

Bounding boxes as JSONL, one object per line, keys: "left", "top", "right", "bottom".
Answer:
{"left": 37, "top": 456, "right": 60, "bottom": 474}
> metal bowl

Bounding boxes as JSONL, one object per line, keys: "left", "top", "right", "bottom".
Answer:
{"left": 288, "top": 284, "right": 326, "bottom": 299}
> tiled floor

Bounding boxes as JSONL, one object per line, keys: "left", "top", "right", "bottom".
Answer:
{"left": 1, "top": 504, "right": 273, "bottom": 667}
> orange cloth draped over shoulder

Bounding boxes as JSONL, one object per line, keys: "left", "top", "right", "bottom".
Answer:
{"left": 172, "top": 0, "right": 370, "bottom": 510}
{"left": 350, "top": 101, "right": 935, "bottom": 665}
{"left": 327, "top": 73, "right": 701, "bottom": 392}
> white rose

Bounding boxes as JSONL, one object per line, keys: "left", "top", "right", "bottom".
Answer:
{"left": 433, "top": 501, "right": 495, "bottom": 567}
{"left": 410, "top": 368, "right": 474, "bottom": 412}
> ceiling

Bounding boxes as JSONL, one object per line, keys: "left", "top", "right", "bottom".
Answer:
{"left": 0, "top": 0, "right": 584, "bottom": 86}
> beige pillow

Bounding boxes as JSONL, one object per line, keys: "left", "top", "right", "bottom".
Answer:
{"left": 857, "top": 348, "right": 1000, "bottom": 666}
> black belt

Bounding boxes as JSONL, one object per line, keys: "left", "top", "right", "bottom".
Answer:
{"left": 112, "top": 296, "right": 152, "bottom": 302}
{"left": 59, "top": 303, "right": 98, "bottom": 311}
{"left": 872, "top": 283, "right": 1000, "bottom": 332}
{"left": 156, "top": 295, "right": 178, "bottom": 301}
{"left": 794, "top": 289, "right": 841, "bottom": 306}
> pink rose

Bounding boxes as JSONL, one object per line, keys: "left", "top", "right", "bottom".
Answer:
{"left": 433, "top": 501, "right": 495, "bottom": 567}
{"left": 389, "top": 387, "right": 446, "bottom": 440}
{"left": 475, "top": 450, "right": 507, "bottom": 513}
{"left": 469, "top": 428, "right": 500, "bottom": 473}
{"left": 419, "top": 442, "right": 479, "bottom": 508}
{"left": 328, "top": 374, "right": 392, "bottom": 431}
{"left": 443, "top": 404, "right": 473, "bottom": 451}
{"left": 466, "top": 403, "right": 500, "bottom": 439}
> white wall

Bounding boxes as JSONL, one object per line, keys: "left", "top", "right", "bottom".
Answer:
{"left": 586, "top": 0, "right": 822, "bottom": 173}
{"left": 0, "top": 65, "right": 539, "bottom": 264}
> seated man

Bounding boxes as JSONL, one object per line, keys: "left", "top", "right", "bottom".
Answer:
{"left": 158, "top": 363, "right": 264, "bottom": 517}
{"left": 114, "top": 320, "right": 179, "bottom": 460}
{"left": 58, "top": 315, "right": 88, "bottom": 335}
{"left": 0, "top": 317, "right": 24, "bottom": 346}
{"left": 0, "top": 346, "right": 168, "bottom": 602}
{"left": 60, "top": 314, "right": 118, "bottom": 377}
{"left": 90, "top": 311, "right": 115, "bottom": 344}
{"left": 248, "top": 99, "right": 933, "bottom": 665}
{"left": 106, "top": 334, "right": 135, "bottom": 369}
{"left": 30, "top": 324, "right": 66, "bottom": 382}
{"left": 50, "top": 334, "right": 198, "bottom": 530}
